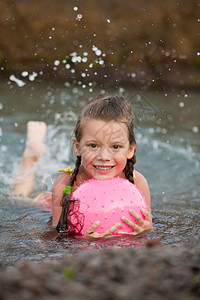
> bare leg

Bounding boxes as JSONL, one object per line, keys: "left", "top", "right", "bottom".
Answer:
{"left": 13, "top": 121, "right": 47, "bottom": 197}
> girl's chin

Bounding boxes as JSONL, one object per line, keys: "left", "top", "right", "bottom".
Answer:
{"left": 92, "top": 171, "right": 116, "bottom": 180}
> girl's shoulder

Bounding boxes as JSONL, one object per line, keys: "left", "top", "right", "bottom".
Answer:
{"left": 53, "top": 167, "right": 74, "bottom": 187}
{"left": 134, "top": 170, "right": 149, "bottom": 187}
{"left": 52, "top": 168, "right": 73, "bottom": 197}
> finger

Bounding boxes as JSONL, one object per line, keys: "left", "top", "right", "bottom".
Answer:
{"left": 128, "top": 209, "right": 144, "bottom": 226}
{"left": 121, "top": 216, "right": 140, "bottom": 232}
{"left": 84, "top": 221, "right": 100, "bottom": 235}
{"left": 141, "top": 208, "right": 152, "bottom": 221}
{"left": 102, "top": 223, "right": 121, "bottom": 237}
{"left": 118, "top": 230, "right": 138, "bottom": 236}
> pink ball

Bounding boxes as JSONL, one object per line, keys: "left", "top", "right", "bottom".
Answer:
{"left": 71, "top": 177, "right": 148, "bottom": 235}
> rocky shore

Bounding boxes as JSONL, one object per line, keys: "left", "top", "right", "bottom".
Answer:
{"left": 0, "top": 245, "right": 199, "bottom": 300}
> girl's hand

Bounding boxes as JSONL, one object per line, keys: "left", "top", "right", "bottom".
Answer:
{"left": 118, "top": 208, "right": 153, "bottom": 235}
{"left": 84, "top": 221, "right": 121, "bottom": 239}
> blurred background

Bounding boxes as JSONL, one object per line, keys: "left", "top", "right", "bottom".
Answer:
{"left": 0, "top": 0, "right": 199, "bottom": 90}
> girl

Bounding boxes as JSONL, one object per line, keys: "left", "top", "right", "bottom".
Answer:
{"left": 52, "top": 95, "right": 153, "bottom": 238}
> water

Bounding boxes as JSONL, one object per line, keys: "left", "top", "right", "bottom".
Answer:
{"left": 0, "top": 80, "right": 199, "bottom": 267}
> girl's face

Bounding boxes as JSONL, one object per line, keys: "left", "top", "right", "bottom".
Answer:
{"left": 74, "top": 119, "right": 135, "bottom": 180}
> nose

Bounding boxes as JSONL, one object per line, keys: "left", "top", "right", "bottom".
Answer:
{"left": 98, "top": 146, "right": 111, "bottom": 161}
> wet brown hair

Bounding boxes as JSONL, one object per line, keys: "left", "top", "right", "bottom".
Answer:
{"left": 56, "top": 95, "right": 137, "bottom": 234}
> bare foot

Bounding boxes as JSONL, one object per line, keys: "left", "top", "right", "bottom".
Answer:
{"left": 23, "top": 121, "right": 47, "bottom": 158}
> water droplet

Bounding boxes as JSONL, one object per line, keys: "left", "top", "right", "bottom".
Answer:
{"left": 112, "top": 211, "right": 116, "bottom": 214}
{"left": 82, "top": 57, "right": 87, "bottom": 63}
{"left": 107, "top": 19, "right": 111, "bottom": 23}
{"left": 92, "top": 45, "right": 98, "bottom": 51}
{"left": 73, "top": 6, "right": 78, "bottom": 11}
{"left": 9, "top": 75, "right": 26, "bottom": 87}
{"left": 29, "top": 72, "right": 37, "bottom": 81}
{"left": 192, "top": 126, "right": 199, "bottom": 133}
{"left": 54, "top": 60, "right": 60, "bottom": 66}
{"left": 95, "top": 49, "right": 101, "bottom": 56}
{"left": 76, "top": 14, "right": 82, "bottom": 21}
{"left": 179, "top": 102, "right": 184, "bottom": 108}
{"left": 21, "top": 71, "right": 28, "bottom": 77}
{"left": 65, "top": 64, "right": 71, "bottom": 69}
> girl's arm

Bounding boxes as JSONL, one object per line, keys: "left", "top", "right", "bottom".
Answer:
{"left": 52, "top": 173, "right": 70, "bottom": 227}
{"left": 134, "top": 170, "right": 151, "bottom": 213}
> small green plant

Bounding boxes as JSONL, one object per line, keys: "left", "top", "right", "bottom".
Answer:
{"left": 62, "top": 267, "right": 76, "bottom": 280}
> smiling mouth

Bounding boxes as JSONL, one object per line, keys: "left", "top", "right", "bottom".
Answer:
{"left": 94, "top": 165, "right": 114, "bottom": 170}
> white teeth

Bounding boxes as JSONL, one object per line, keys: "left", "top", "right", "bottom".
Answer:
{"left": 95, "top": 166, "right": 112, "bottom": 170}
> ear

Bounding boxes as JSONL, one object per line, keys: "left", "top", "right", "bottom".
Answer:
{"left": 127, "top": 144, "right": 135, "bottom": 159}
{"left": 73, "top": 138, "right": 81, "bottom": 156}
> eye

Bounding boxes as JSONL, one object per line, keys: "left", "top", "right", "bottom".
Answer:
{"left": 112, "top": 145, "right": 121, "bottom": 149}
{"left": 89, "top": 143, "right": 97, "bottom": 148}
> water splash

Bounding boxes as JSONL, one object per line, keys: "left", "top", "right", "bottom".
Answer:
{"left": 9, "top": 75, "right": 26, "bottom": 87}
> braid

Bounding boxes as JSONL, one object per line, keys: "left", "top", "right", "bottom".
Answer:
{"left": 69, "top": 156, "right": 81, "bottom": 186}
{"left": 124, "top": 150, "right": 136, "bottom": 184}
{"left": 60, "top": 156, "right": 81, "bottom": 207}
{"left": 56, "top": 156, "right": 83, "bottom": 234}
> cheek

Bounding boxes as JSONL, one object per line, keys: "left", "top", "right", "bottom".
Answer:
{"left": 81, "top": 148, "right": 95, "bottom": 162}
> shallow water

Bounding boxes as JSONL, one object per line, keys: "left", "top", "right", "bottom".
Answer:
{"left": 0, "top": 80, "right": 199, "bottom": 267}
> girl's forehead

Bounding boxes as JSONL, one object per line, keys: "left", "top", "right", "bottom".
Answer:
{"left": 81, "top": 119, "right": 129, "bottom": 140}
